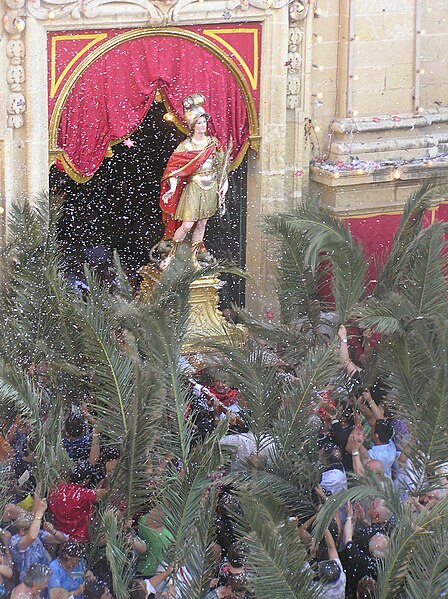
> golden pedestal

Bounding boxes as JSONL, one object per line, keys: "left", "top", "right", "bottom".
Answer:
{"left": 137, "top": 266, "right": 246, "bottom": 349}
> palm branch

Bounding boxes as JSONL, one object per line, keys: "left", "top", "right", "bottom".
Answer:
{"left": 400, "top": 222, "right": 448, "bottom": 321}
{"left": 0, "top": 364, "right": 70, "bottom": 495}
{"left": 157, "top": 433, "right": 223, "bottom": 588}
{"left": 376, "top": 499, "right": 448, "bottom": 598}
{"left": 201, "top": 339, "right": 283, "bottom": 442}
{"left": 276, "top": 341, "right": 340, "bottom": 455}
{"left": 172, "top": 487, "right": 219, "bottom": 598}
{"left": 264, "top": 201, "right": 368, "bottom": 323}
{"left": 0, "top": 195, "right": 80, "bottom": 369}
{"left": 374, "top": 181, "right": 445, "bottom": 298}
{"left": 233, "top": 495, "right": 319, "bottom": 599}
{"left": 262, "top": 209, "right": 330, "bottom": 324}
{"left": 235, "top": 311, "right": 318, "bottom": 365}
{"left": 102, "top": 508, "right": 135, "bottom": 599}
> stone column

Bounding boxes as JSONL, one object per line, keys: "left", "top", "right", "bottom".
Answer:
{"left": 245, "top": 6, "right": 289, "bottom": 317}
{"left": 24, "top": 17, "right": 49, "bottom": 200}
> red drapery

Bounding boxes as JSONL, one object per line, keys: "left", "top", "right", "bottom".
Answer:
{"left": 57, "top": 34, "right": 251, "bottom": 180}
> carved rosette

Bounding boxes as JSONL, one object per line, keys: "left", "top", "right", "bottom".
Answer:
{"left": 4, "top": 0, "right": 27, "bottom": 128}
{"left": 286, "top": 0, "right": 307, "bottom": 110}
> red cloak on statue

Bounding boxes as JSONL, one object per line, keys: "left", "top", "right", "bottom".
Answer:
{"left": 159, "top": 142, "right": 217, "bottom": 239}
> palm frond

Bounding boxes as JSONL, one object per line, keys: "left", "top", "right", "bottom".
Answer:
{"left": 401, "top": 222, "right": 448, "bottom": 319}
{"left": 376, "top": 499, "right": 448, "bottom": 598}
{"left": 263, "top": 210, "right": 329, "bottom": 324}
{"left": 374, "top": 181, "right": 443, "bottom": 298}
{"left": 102, "top": 508, "right": 134, "bottom": 599}
{"left": 0, "top": 365, "right": 70, "bottom": 494}
{"left": 358, "top": 292, "right": 414, "bottom": 334}
{"left": 107, "top": 363, "right": 164, "bottom": 517}
{"left": 202, "top": 339, "right": 283, "bottom": 441}
{"left": 174, "top": 488, "right": 218, "bottom": 599}
{"left": 159, "top": 435, "right": 222, "bottom": 574}
{"left": 237, "top": 311, "right": 312, "bottom": 359}
{"left": 72, "top": 271, "right": 135, "bottom": 439}
{"left": 276, "top": 342, "right": 340, "bottom": 454}
{"left": 0, "top": 195, "right": 80, "bottom": 369}
{"left": 234, "top": 495, "right": 319, "bottom": 599}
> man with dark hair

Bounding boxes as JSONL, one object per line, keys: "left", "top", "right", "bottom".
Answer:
{"left": 314, "top": 529, "right": 346, "bottom": 599}
{"left": 62, "top": 415, "right": 92, "bottom": 462}
{"left": 11, "top": 564, "right": 52, "bottom": 599}
{"left": 367, "top": 420, "right": 397, "bottom": 478}
{"left": 48, "top": 465, "right": 108, "bottom": 541}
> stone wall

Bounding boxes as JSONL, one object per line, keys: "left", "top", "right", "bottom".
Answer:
{"left": 308, "top": 0, "right": 448, "bottom": 215}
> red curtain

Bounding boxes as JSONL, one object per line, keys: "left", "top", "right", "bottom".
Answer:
{"left": 58, "top": 35, "right": 250, "bottom": 179}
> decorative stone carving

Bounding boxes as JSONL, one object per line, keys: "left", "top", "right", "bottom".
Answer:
{"left": 6, "top": 39, "right": 26, "bottom": 61}
{"left": 6, "top": 39, "right": 26, "bottom": 129}
{"left": 7, "top": 65, "right": 26, "bottom": 86}
{"left": 286, "top": 4, "right": 307, "bottom": 110}
{"left": 7, "top": 92, "right": 26, "bottom": 128}
{"left": 25, "top": 0, "right": 290, "bottom": 24}
{"left": 8, "top": 92, "right": 26, "bottom": 114}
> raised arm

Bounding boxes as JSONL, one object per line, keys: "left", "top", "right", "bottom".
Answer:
{"left": 346, "top": 431, "right": 366, "bottom": 477}
{"left": 338, "top": 325, "right": 360, "bottom": 378}
{"left": 324, "top": 528, "right": 339, "bottom": 561}
{"left": 343, "top": 503, "right": 354, "bottom": 546}
{"left": 360, "top": 390, "right": 384, "bottom": 422}
{"left": 88, "top": 426, "right": 100, "bottom": 466}
{"left": 18, "top": 495, "right": 47, "bottom": 550}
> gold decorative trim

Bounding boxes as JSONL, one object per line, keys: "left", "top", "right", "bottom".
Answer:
{"left": 50, "top": 33, "right": 108, "bottom": 98}
{"left": 202, "top": 28, "right": 259, "bottom": 90}
{"left": 48, "top": 27, "right": 260, "bottom": 176}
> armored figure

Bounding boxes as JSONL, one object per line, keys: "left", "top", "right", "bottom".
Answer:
{"left": 159, "top": 93, "right": 228, "bottom": 268}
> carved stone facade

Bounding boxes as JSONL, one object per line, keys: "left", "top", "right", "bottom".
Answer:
{"left": 4, "top": 0, "right": 27, "bottom": 129}
{"left": 286, "top": 0, "right": 307, "bottom": 110}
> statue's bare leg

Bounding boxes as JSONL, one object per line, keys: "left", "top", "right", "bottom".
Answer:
{"left": 173, "top": 221, "right": 195, "bottom": 242}
{"left": 191, "top": 218, "right": 208, "bottom": 243}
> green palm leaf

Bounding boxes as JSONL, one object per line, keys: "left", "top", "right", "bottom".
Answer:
{"left": 234, "top": 495, "right": 319, "bottom": 599}
{"left": 102, "top": 508, "right": 135, "bottom": 599}
{"left": 376, "top": 499, "right": 448, "bottom": 598}
{"left": 374, "top": 181, "right": 443, "bottom": 298}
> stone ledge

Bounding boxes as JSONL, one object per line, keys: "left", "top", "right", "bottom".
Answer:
{"left": 328, "top": 110, "right": 448, "bottom": 163}
{"left": 331, "top": 109, "right": 448, "bottom": 135}
{"left": 310, "top": 159, "right": 448, "bottom": 215}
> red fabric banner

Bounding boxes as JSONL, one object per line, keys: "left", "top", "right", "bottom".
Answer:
{"left": 51, "top": 27, "right": 260, "bottom": 180}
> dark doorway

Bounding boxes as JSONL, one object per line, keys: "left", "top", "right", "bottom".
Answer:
{"left": 51, "top": 101, "right": 247, "bottom": 306}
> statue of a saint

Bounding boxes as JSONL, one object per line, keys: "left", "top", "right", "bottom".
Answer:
{"left": 159, "top": 93, "right": 228, "bottom": 268}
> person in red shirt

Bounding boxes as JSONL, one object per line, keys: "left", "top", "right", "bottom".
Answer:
{"left": 207, "top": 380, "right": 239, "bottom": 408}
{"left": 48, "top": 463, "right": 106, "bottom": 542}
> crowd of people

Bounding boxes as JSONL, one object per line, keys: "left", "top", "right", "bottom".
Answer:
{"left": 0, "top": 316, "right": 446, "bottom": 599}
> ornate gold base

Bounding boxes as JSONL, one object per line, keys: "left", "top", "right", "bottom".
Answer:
{"left": 185, "top": 275, "right": 246, "bottom": 349}
{"left": 137, "top": 266, "right": 246, "bottom": 349}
